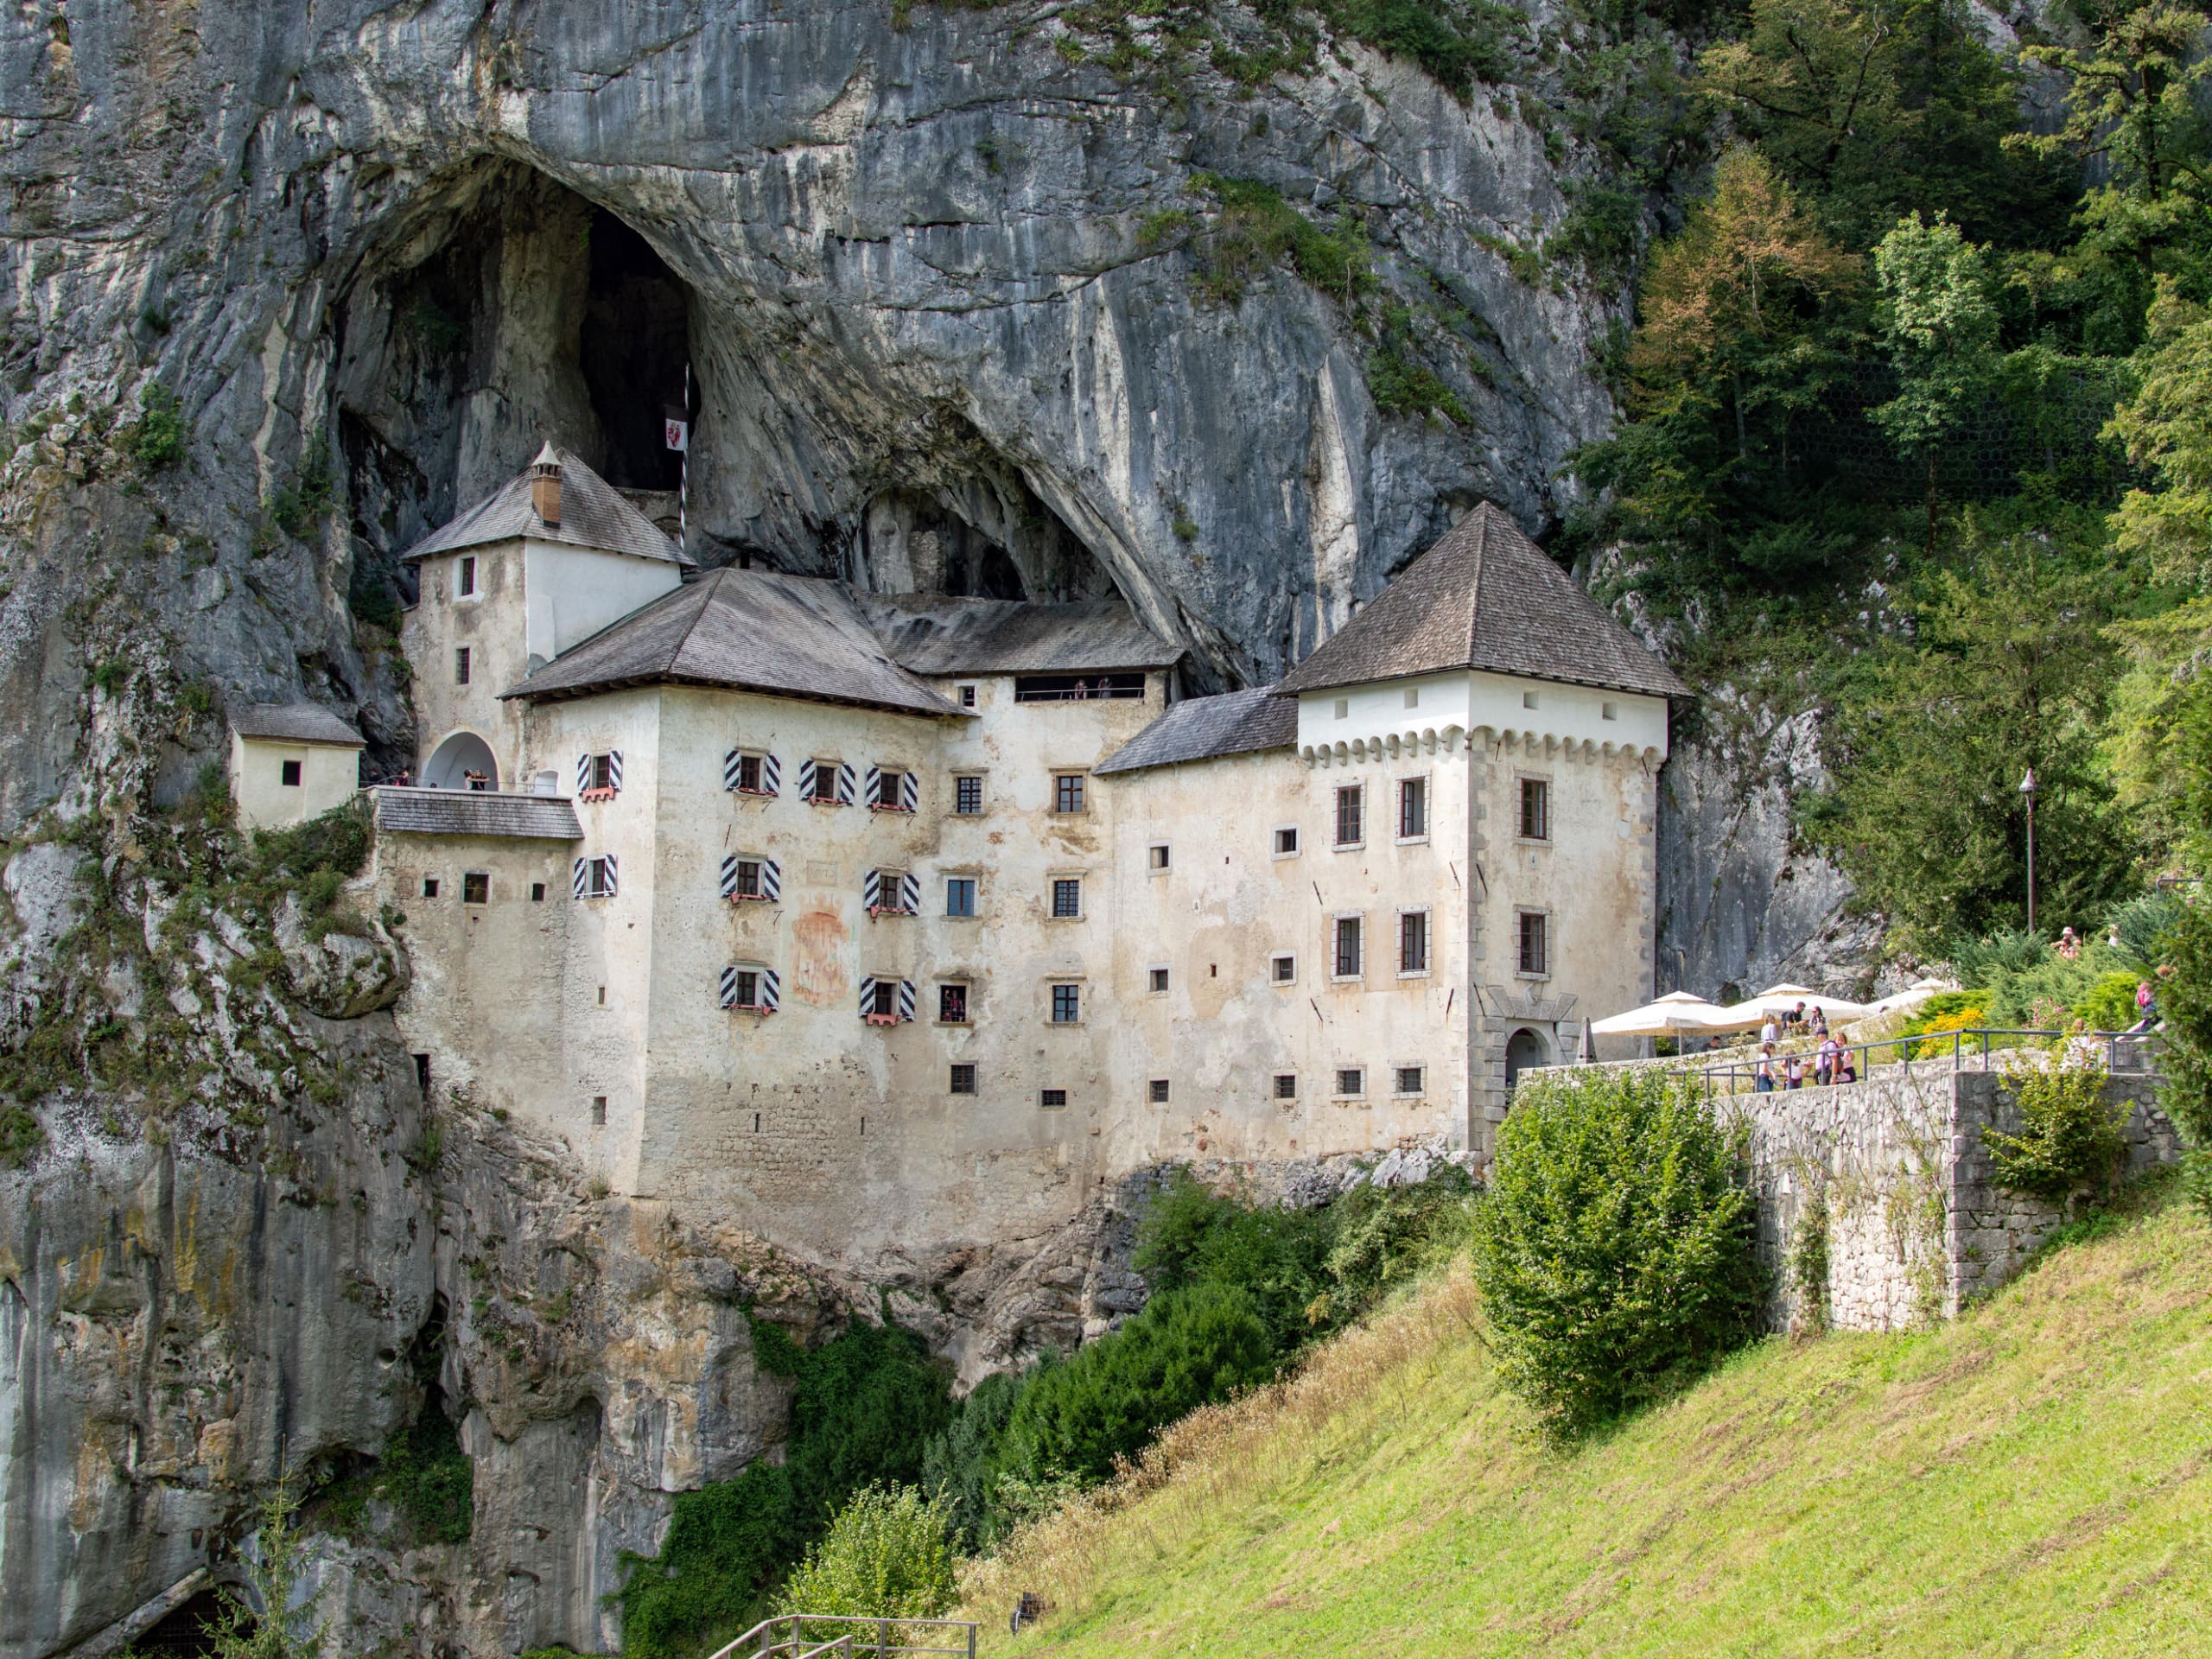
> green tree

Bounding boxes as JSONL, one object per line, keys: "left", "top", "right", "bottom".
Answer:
{"left": 202, "top": 1466, "right": 325, "bottom": 1659}
{"left": 772, "top": 1484, "right": 959, "bottom": 1623}
{"left": 1470, "top": 1068, "right": 1764, "bottom": 1437}
{"left": 1808, "top": 525, "right": 2140, "bottom": 950}
{"left": 2109, "top": 284, "right": 2212, "bottom": 585}
{"left": 1869, "top": 213, "right": 2002, "bottom": 550}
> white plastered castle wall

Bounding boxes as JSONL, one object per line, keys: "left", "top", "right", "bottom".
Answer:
{"left": 228, "top": 731, "right": 361, "bottom": 830}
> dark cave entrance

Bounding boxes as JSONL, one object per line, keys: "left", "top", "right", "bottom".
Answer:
{"left": 135, "top": 1590, "right": 240, "bottom": 1659}
{"left": 579, "top": 209, "right": 690, "bottom": 492}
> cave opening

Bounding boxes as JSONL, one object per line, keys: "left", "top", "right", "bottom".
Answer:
{"left": 578, "top": 209, "right": 690, "bottom": 493}
{"left": 135, "top": 1590, "right": 240, "bottom": 1658}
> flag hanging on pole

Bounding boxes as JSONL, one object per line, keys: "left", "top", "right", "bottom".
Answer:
{"left": 663, "top": 406, "right": 690, "bottom": 453}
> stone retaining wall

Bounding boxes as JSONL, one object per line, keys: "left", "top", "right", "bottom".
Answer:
{"left": 1731, "top": 1065, "right": 2179, "bottom": 1333}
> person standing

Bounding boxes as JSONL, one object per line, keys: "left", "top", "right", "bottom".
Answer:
{"left": 1784, "top": 1052, "right": 1805, "bottom": 1090}
{"left": 1756, "top": 1045, "right": 1777, "bottom": 1093}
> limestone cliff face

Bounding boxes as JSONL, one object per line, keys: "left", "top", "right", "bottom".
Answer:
{"left": 0, "top": 3, "right": 1839, "bottom": 1655}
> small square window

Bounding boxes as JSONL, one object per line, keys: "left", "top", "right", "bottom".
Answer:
{"left": 280, "top": 759, "right": 302, "bottom": 787}
{"left": 1403, "top": 686, "right": 1419, "bottom": 709}
{"left": 1332, "top": 697, "right": 1349, "bottom": 719}
{"left": 872, "top": 869, "right": 911, "bottom": 914}
{"left": 454, "top": 646, "right": 472, "bottom": 686}
{"left": 954, "top": 776, "right": 984, "bottom": 815}
{"left": 732, "top": 860, "right": 763, "bottom": 899}
{"left": 939, "top": 983, "right": 969, "bottom": 1024}
{"left": 1518, "top": 911, "right": 1548, "bottom": 976}
{"left": 1399, "top": 777, "right": 1427, "bottom": 839}
{"left": 1149, "top": 1078, "right": 1171, "bottom": 1104}
{"left": 597, "top": 985, "right": 607, "bottom": 1006}
{"left": 1148, "top": 843, "right": 1171, "bottom": 872}
{"left": 735, "top": 753, "right": 766, "bottom": 793}
{"left": 1521, "top": 778, "right": 1550, "bottom": 841}
{"left": 1149, "top": 966, "right": 1170, "bottom": 994}
{"left": 810, "top": 762, "right": 840, "bottom": 803}
{"left": 1273, "top": 1073, "right": 1298, "bottom": 1100}
{"left": 458, "top": 555, "right": 477, "bottom": 597}
{"left": 1271, "top": 952, "right": 1296, "bottom": 984}
{"left": 874, "top": 769, "right": 908, "bottom": 810}
{"left": 1334, "top": 785, "right": 1363, "bottom": 847}
{"left": 583, "top": 857, "right": 616, "bottom": 899}
{"left": 950, "top": 1063, "right": 978, "bottom": 1095}
{"left": 1522, "top": 690, "right": 1539, "bottom": 710}
{"left": 1396, "top": 1065, "right": 1425, "bottom": 1096}
{"left": 462, "top": 871, "right": 489, "bottom": 905}
{"left": 868, "top": 980, "right": 898, "bottom": 1019}
{"left": 1334, "top": 915, "right": 1363, "bottom": 978}
{"left": 587, "top": 753, "right": 617, "bottom": 793}
{"left": 1051, "top": 877, "right": 1083, "bottom": 919}
{"left": 1051, "top": 983, "right": 1080, "bottom": 1024}
{"left": 730, "top": 969, "right": 760, "bottom": 1008}
{"left": 590, "top": 1096, "right": 607, "bottom": 1126}
{"left": 1039, "top": 1088, "right": 1069, "bottom": 1109}
{"left": 1054, "top": 773, "right": 1087, "bottom": 814}
{"left": 1602, "top": 701, "right": 1619, "bottom": 721}
{"left": 1336, "top": 1067, "right": 1364, "bottom": 1097}
{"left": 959, "top": 683, "right": 978, "bottom": 709}
{"left": 1399, "top": 910, "right": 1429, "bottom": 974}
{"left": 1274, "top": 826, "right": 1300, "bottom": 856}
{"left": 531, "top": 882, "right": 546, "bottom": 902}
{"left": 946, "top": 877, "right": 977, "bottom": 918}
{"left": 422, "top": 876, "right": 440, "bottom": 899}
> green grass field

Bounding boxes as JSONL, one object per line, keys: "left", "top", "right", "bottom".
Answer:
{"left": 964, "top": 1181, "right": 2212, "bottom": 1656}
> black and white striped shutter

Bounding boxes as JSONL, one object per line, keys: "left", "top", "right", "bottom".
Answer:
{"left": 602, "top": 853, "right": 618, "bottom": 896}
{"left": 796, "top": 758, "right": 817, "bottom": 799}
{"left": 760, "top": 860, "right": 781, "bottom": 902}
{"left": 899, "top": 873, "right": 920, "bottom": 914}
{"left": 719, "top": 964, "right": 740, "bottom": 1008}
{"left": 762, "top": 753, "right": 780, "bottom": 795}
{"left": 759, "top": 968, "right": 780, "bottom": 1012}
{"left": 897, "top": 979, "right": 917, "bottom": 1022}
{"left": 899, "top": 771, "right": 919, "bottom": 812}
{"left": 719, "top": 855, "right": 739, "bottom": 899}
{"left": 722, "top": 750, "right": 743, "bottom": 792}
{"left": 575, "top": 754, "right": 591, "bottom": 794}
{"left": 607, "top": 751, "right": 623, "bottom": 791}
{"left": 573, "top": 857, "right": 588, "bottom": 899}
{"left": 836, "top": 762, "right": 856, "bottom": 804}
{"left": 862, "top": 870, "right": 882, "bottom": 910}
{"left": 857, "top": 976, "right": 876, "bottom": 1018}
{"left": 865, "top": 765, "right": 881, "bottom": 807}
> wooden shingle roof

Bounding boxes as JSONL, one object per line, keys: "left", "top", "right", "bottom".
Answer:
{"left": 858, "top": 594, "right": 1184, "bottom": 675}
{"left": 229, "top": 703, "right": 364, "bottom": 746}
{"left": 399, "top": 443, "right": 694, "bottom": 569}
{"left": 370, "top": 787, "right": 583, "bottom": 840}
{"left": 1096, "top": 687, "right": 1297, "bottom": 775}
{"left": 502, "top": 567, "right": 965, "bottom": 718}
{"left": 1272, "top": 504, "right": 1687, "bottom": 701}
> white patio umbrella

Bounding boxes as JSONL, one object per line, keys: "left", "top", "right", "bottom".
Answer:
{"left": 1590, "top": 990, "right": 1733, "bottom": 1038}
{"left": 1866, "top": 976, "right": 1955, "bottom": 1015}
{"left": 1719, "top": 982, "right": 1874, "bottom": 1024}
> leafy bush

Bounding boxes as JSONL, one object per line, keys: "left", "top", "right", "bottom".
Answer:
{"left": 1189, "top": 175, "right": 1371, "bottom": 308}
{"left": 1471, "top": 1068, "right": 1764, "bottom": 1436}
{"left": 0, "top": 1103, "right": 41, "bottom": 1168}
{"left": 1983, "top": 1050, "right": 2125, "bottom": 1200}
{"left": 380, "top": 1409, "right": 474, "bottom": 1543}
{"left": 122, "top": 384, "right": 186, "bottom": 471}
{"left": 919, "top": 1370, "right": 1025, "bottom": 1551}
{"left": 772, "top": 1484, "right": 958, "bottom": 1622}
{"left": 2074, "top": 970, "right": 2141, "bottom": 1033}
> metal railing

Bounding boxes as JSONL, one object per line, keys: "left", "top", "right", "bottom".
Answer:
{"left": 707, "top": 1615, "right": 979, "bottom": 1659}
{"left": 1694, "top": 1026, "right": 2162, "bottom": 1101}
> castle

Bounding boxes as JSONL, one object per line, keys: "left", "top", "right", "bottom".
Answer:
{"left": 308, "top": 446, "right": 1681, "bottom": 1258}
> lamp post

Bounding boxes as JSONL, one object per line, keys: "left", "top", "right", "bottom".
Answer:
{"left": 2020, "top": 767, "right": 2038, "bottom": 934}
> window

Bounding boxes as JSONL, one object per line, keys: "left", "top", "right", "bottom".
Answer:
{"left": 458, "top": 555, "right": 477, "bottom": 597}
{"left": 1051, "top": 983, "right": 1081, "bottom": 1024}
{"left": 1149, "top": 1078, "right": 1171, "bottom": 1104}
{"left": 1334, "top": 784, "right": 1363, "bottom": 846}
{"left": 280, "top": 760, "right": 302, "bottom": 787}
{"left": 454, "top": 647, "right": 471, "bottom": 686}
{"left": 1522, "top": 690, "right": 1540, "bottom": 710}
{"left": 1333, "top": 915, "right": 1363, "bottom": 978}
{"left": 1398, "top": 777, "right": 1427, "bottom": 839}
{"left": 1403, "top": 686, "right": 1420, "bottom": 709}
{"left": 946, "top": 877, "right": 977, "bottom": 918}
{"left": 810, "top": 760, "right": 841, "bottom": 803}
{"left": 1336, "top": 1067, "right": 1365, "bottom": 1097}
{"left": 729, "top": 860, "right": 762, "bottom": 900}
{"left": 1518, "top": 911, "right": 1548, "bottom": 976}
{"left": 579, "top": 856, "right": 617, "bottom": 899}
{"left": 733, "top": 753, "right": 767, "bottom": 794}
{"left": 1520, "top": 778, "right": 1549, "bottom": 841}
{"left": 531, "top": 882, "right": 545, "bottom": 902}
{"left": 872, "top": 768, "right": 911, "bottom": 811}
{"left": 590, "top": 1096, "right": 607, "bottom": 1126}
{"left": 1148, "top": 843, "right": 1171, "bottom": 872}
{"left": 1273, "top": 1073, "right": 1298, "bottom": 1100}
{"left": 1039, "top": 1088, "right": 1069, "bottom": 1108}
{"left": 1602, "top": 701, "right": 1619, "bottom": 721}
{"left": 1051, "top": 877, "right": 1083, "bottom": 919}
{"left": 958, "top": 683, "right": 978, "bottom": 709}
{"left": 938, "top": 983, "right": 969, "bottom": 1025}
{"left": 1274, "top": 825, "right": 1300, "bottom": 857}
{"left": 583, "top": 753, "right": 619, "bottom": 796}
{"left": 1399, "top": 910, "right": 1428, "bottom": 974}
{"left": 868, "top": 980, "right": 898, "bottom": 1020}
{"left": 1053, "top": 773, "right": 1087, "bottom": 814}
{"left": 868, "top": 870, "right": 916, "bottom": 916}
{"left": 422, "top": 876, "right": 440, "bottom": 899}
{"left": 1271, "top": 952, "right": 1296, "bottom": 984}
{"left": 462, "top": 872, "right": 490, "bottom": 906}
{"left": 950, "top": 1064, "right": 977, "bottom": 1095}
{"left": 1332, "top": 697, "right": 1349, "bottom": 719}
{"left": 1149, "top": 966, "right": 1170, "bottom": 994}
{"left": 954, "top": 775, "right": 984, "bottom": 815}
{"left": 721, "top": 964, "right": 780, "bottom": 1013}
{"left": 1014, "top": 672, "right": 1143, "bottom": 701}
{"left": 1395, "top": 1065, "right": 1424, "bottom": 1096}
{"left": 730, "top": 969, "right": 759, "bottom": 1008}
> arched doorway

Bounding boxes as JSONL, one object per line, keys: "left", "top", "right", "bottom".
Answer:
{"left": 1504, "top": 1027, "right": 1552, "bottom": 1096}
{"left": 423, "top": 731, "right": 499, "bottom": 791}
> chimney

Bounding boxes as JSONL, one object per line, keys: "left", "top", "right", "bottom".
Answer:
{"left": 530, "top": 442, "right": 563, "bottom": 526}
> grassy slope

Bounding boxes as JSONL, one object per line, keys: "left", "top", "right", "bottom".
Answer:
{"left": 966, "top": 1185, "right": 2212, "bottom": 1656}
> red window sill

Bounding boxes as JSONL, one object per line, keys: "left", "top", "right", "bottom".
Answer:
{"left": 728, "top": 1004, "right": 775, "bottom": 1014}
{"left": 866, "top": 906, "right": 914, "bottom": 918}
{"left": 807, "top": 797, "right": 847, "bottom": 807}
{"left": 863, "top": 1013, "right": 905, "bottom": 1027}
{"left": 869, "top": 804, "right": 914, "bottom": 814}
{"left": 734, "top": 787, "right": 777, "bottom": 798}
{"left": 579, "top": 787, "right": 618, "bottom": 804}
{"left": 727, "top": 893, "right": 771, "bottom": 904}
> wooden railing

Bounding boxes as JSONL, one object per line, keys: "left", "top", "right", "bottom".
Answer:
{"left": 706, "top": 1614, "right": 979, "bottom": 1659}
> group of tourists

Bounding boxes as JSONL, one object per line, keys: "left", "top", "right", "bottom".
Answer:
{"left": 1751, "top": 999, "right": 1859, "bottom": 1093}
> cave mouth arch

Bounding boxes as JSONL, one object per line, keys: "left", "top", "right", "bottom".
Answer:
{"left": 136, "top": 1589, "right": 245, "bottom": 1659}
{"left": 423, "top": 731, "right": 499, "bottom": 792}
{"left": 579, "top": 211, "right": 690, "bottom": 493}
